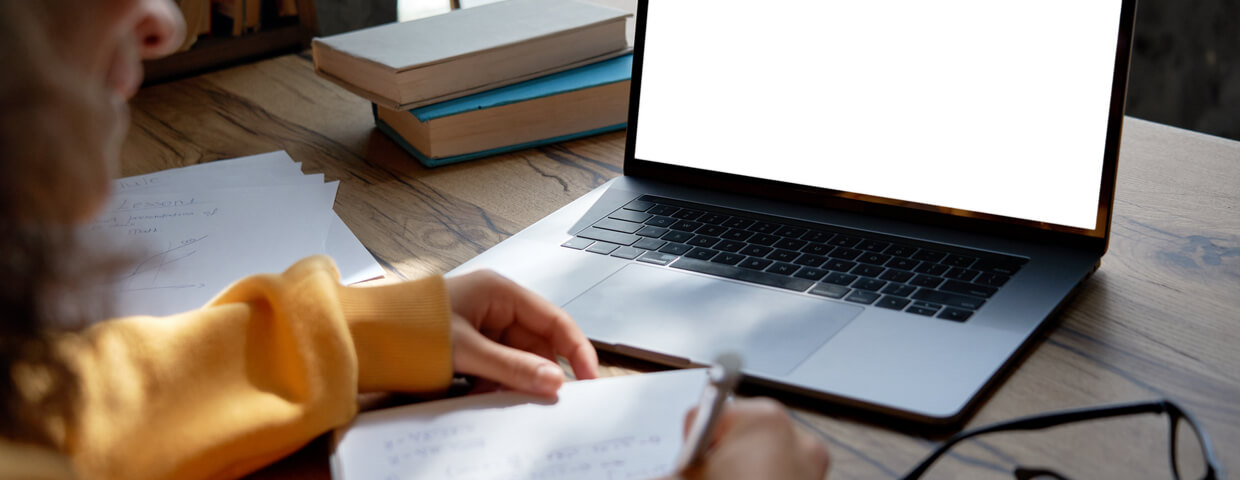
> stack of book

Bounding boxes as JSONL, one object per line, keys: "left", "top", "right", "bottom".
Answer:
{"left": 311, "top": 0, "right": 633, "bottom": 167}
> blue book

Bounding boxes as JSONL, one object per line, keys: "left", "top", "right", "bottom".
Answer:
{"left": 373, "top": 54, "right": 631, "bottom": 168}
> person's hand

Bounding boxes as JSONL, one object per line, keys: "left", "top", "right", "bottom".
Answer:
{"left": 445, "top": 270, "right": 599, "bottom": 397}
{"left": 679, "top": 398, "right": 830, "bottom": 480}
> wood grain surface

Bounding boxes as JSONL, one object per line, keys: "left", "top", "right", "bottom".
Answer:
{"left": 121, "top": 52, "right": 1239, "bottom": 479}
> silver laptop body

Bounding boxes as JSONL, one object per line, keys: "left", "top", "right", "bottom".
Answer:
{"left": 451, "top": 0, "right": 1137, "bottom": 424}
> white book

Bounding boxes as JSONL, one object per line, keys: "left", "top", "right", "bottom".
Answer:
{"left": 312, "top": 0, "right": 631, "bottom": 110}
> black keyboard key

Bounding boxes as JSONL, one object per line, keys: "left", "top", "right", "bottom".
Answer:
{"left": 885, "top": 244, "right": 918, "bottom": 257}
{"left": 794, "top": 254, "right": 828, "bottom": 268}
{"left": 611, "top": 246, "right": 643, "bottom": 259}
{"left": 738, "top": 257, "right": 774, "bottom": 270}
{"left": 749, "top": 222, "right": 780, "bottom": 234}
{"left": 943, "top": 254, "right": 978, "bottom": 268}
{"left": 712, "top": 253, "right": 746, "bottom": 265}
{"left": 912, "top": 301, "right": 943, "bottom": 310}
{"left": 914, "top": 263, "right": 950, "bottom": 276}
{"left": 879, "top": 269, "right": 914, "bottom": 283}
{"left": 662, "top": 231, "right": 694, "bottom": 243}
{"left": 875, "top": 296, "right": 911, "bottom": 310}
{"left": 938, "top": 308, "right": 974, "bottom": 322}
{"left": 609, "top": 209, "right": 652, "bottom": 223}
{"left": 858, "top": 252, "right": 892, "bottom": 265}
{"left": 740, "top": 245, "right": 773, "bottom": 257}
{"left": 595, "top": 218, "right": 643, "bottom": 234}
{"left": 975, "top": 272, "right": 1011, "bottom": 287}
{"left": 647, "top": 205, "right": 678, "bottom": 216}
{"left": 944, "top": 267, "right": 980, "bottom": 282}
{"left": 715, "top": 240, "right": 747, "bottom": 252}
{"left": 586, "top": 242, "right": 619, "bottom": 255}
{"left": 699, "top": 213, "right": 730, "bottom": 225}
{"left": 912, "top": 289, "right": 986, "bottom": 310}
{"left": 721, "top": 228, "right": 754, "bottom": 241}
{"left": 828, "top": 235, "right": 862, "bottom": 247}
{"left": 686, "top": 247, "right": 719, "bottom": 260}
{"left": 829, "top": 248, "right": 863, "bottom": 260}
{"left": 623, "top": 199, "right": 654, "bottom": 212}
{"left": 562, "top": 237, "right": 594, "bottom": 250}
{"left": 722, "top": 217, "right": 755, "bottom": 229}
{"left": 822, "top": 272, "right": 858, "bottom": 286}
{"left": 912, "top": 249, "right": 947, "bottom": 262}
{"left": 801, "top": 230, "right": 833, "bottom": 243}
{"left": 687, "top": 235, "right": 720, "bottom": 248}
{"left": 768, "top": 249, "right": 800, "bottom": 262}
{"left": 766, "top": 262, "right": 800, "bottom": 276}
{"left": 910, "top": 275, "right": 944, "bottom": 288}
{"left": 824, "top": 259, "right": 857, "bottom": 272}
{"left": 645, "top": 216, "right": 675, "bottom": 228}
{"left": 749, "top": 233, "right": 780, "bottom": 246}
{"left": 633, "top": 238, "right": 667, "bottom": 250}
{"left": 672, "top": 209, "right": 705, "bottom": 220}
{"left": 802, "top": 243, "right": 833, "bottom": 255}
{"left": 793, "top": 267, "right": 828, "bottom": 281}
{"left": 578, "top": 227, "right": 639, "bottom": 245}
{"left": 671, "top": 220, "right": 704, "bottom": 232}
{"left": 853, "top": 278, "right": 887, "bottom": 291}
{"left": 809, "top": 283, "right": 850, "bottom": 299}
{"left": 845, "top": 290, "right": 881, "bottom": 305}
{"left": 659, "top": 243, "right": 692, "bottom": 255}
{"left": 673, "top": 258, "right": 813, "bottom": 292}
{"left": 973, "top": 258, "right": 1026, "bottom": 275}
{"left": 906, "top": 305, "right": 938, "bottom": 316}
{"left": 775, "top": 226, "right": 808, "bottom": 238}
{"left": 852, "top": 264, "right": 885, "bottom": 277}
{"left": 885, "top": 257, "right": 920, "bottom": 271}
{"left": 697, "top": 225, "right": 729, "bottom": 237}
{"left": 637, "top": 251, "right": 678, "bottom": 265}
{"left": 636, "top": 225, "right": 670, "bottom": 238}
{"left": 774, "top": 238, "right": 808, "bottom": 251}
{"left": 940, "top": 280, "right": 998, "bottom": 298}
{"left": 857, "top": 240, "right": 890, "bottom": 252}
{"left": 881, "top": 283, "right": 917, "bottom": 297}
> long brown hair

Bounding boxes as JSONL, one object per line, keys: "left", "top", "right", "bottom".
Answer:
{"left": 0, "top": 1, "right": 130, "bottom": 446}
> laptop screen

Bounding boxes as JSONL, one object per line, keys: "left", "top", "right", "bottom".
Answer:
{"left": 631, "top": 1, "right": 1127, "bottom": 234}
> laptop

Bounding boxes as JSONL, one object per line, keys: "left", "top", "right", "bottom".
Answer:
{"left": 450, "top": 0, "right": 1137, "bottom": 424}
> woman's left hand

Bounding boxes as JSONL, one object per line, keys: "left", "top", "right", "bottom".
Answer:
{"left": 445, "top": 270, "right": 599, "bottom": 397}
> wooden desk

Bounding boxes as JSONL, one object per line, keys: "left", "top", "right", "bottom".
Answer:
{"left": 122, "top": 53, "right": 1239, "bottom": 479}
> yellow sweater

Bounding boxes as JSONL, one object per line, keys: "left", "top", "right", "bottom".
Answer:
{"left": 6, "top": 255, "right": 454, "bottom": 480}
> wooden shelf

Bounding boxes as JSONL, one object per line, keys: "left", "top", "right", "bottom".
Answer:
{"left": 142, "top": 0, "right": 318, "bottom": 85}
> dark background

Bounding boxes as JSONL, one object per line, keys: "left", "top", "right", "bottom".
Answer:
{"left": 314, "top": 0, "right": 1240, "bottom": 141}
{"left": 1127, "top": 0, "right": 1239, "bottom": 140}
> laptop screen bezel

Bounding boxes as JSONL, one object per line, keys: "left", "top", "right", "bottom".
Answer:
{"left": 622, "top": 0, "right": 1137, "bottom": 252}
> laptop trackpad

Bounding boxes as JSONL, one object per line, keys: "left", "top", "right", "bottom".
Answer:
{"left": 564, "top": 263, "right": 863, "bottom": 376}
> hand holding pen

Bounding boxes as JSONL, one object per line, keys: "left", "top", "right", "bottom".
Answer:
{"left": 673, "top": 354, "right": 831, "bottom": 480}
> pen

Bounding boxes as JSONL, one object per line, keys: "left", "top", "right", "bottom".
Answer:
{"left": 674, "top": 352, "right": 743, "bottom": 472}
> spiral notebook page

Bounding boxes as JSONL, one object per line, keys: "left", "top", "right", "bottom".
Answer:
{"left": 331, "top": 369, "right": 708, "bottom": 480}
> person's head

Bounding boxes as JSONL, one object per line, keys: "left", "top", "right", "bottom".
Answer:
{"left": 1, "top": 0, "right": 183, "bottom": 445}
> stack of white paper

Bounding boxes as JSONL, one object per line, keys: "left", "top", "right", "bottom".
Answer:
{"left": 93, "top": 151, "right": 385, "bottom": 318}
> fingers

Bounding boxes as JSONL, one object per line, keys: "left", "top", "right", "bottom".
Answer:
{"left": 451, "top": 317, "right": 565, "bottom": 397}
{"left": 446, "top": 270, "right": 600, "bottom": 380}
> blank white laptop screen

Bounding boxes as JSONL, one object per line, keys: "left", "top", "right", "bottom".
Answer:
{"left": 633, "top": 1, "right": 1124, "bottom": 230}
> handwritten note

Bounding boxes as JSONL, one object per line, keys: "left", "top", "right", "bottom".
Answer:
{"left": 94, "top": 151, "right": 383, "bottom": 317}
{"left": 331, "top": 369, "right": 709, "bottom": 480}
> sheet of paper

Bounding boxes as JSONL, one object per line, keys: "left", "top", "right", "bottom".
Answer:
{"left": 113, "top": 151, "right": 384, "bottom": 285}
{"left": 331, "top": 369, "right": 709, "bottom": 480}
{"left": 95, "top": 183, "right": 338, "bottom": 317}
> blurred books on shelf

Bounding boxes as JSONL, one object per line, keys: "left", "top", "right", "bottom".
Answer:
{"left": 374, "top": 54, "right": 631, "bottom": 167}
{"left": 311, "top": 0, "right": 631, "bottom": 111}
{"left": 146, "top": 0, "right": 316, "bottom": 83}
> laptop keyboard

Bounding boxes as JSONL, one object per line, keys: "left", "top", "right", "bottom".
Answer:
{"left": 561, "top": 195, "right": 1026, "bottom": 322}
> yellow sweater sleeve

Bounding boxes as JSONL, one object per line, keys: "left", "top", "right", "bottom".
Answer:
{"left": 56, "top": 256, "right": 453, "bottom": 480}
